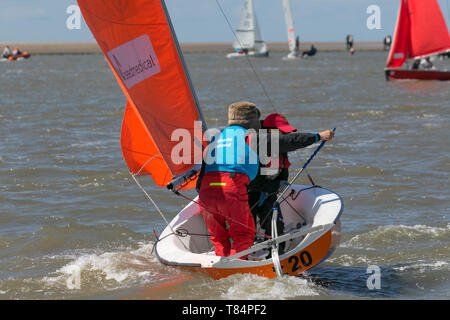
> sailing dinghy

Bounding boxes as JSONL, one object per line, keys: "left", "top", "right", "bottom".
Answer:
{"left": 226, "top": 0, "right": 269, "bottom": 58}
{"left": 281, "top": 0, "right": 301, "bottom": 60}
{"left": 157, "top": 184, "right": 342, "bottom": 279}
{"left": 385, "top": 0, "right": 450, "bottom": 81}
{"left": 1, "top": 52, "right": 31, "bottom": 62}
{"left": 77, "top": 0, "right": 343, "bottom": 280}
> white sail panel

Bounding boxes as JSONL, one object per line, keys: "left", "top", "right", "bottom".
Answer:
{"left": 282, "top": 0, "right": 297, "bottom": 52}
{"left": 253, "top": 13, "right": 267, "bottom": 53}
{"left": 232, "top": 0, "right": 255, "bottom": 49}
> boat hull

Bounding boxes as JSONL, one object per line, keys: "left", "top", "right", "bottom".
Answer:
{"left": 282, "top": 52, "right": 302, "bottom": 60}
{"left": 226, "top": 51, "right": 269, "bottom": 58}
{"left": 385, "top": 68, "right": 450, "bottom": 81}
{"left": 154, "top": 184, "right": 343, "bottom": 279}
{"left": 2, "top": 52, "right": 31, "bottom": 61}
{"left": 199, "top": 228, "right": 336, "bottom": 279}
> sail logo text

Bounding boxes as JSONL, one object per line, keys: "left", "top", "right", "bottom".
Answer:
{"left": 107, "top": 35, "right": 161, "bottom": 89}
{"left": 116, "top": 55, "right": 158, "bottom": 82}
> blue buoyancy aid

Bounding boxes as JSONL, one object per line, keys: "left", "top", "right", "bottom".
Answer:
{"left": 204, "top": 125, "right": 259, "bottom": 181}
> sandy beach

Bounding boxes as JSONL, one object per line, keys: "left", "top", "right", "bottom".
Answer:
{"left": 0, "top": 41, "right": 386, "bottom": 55}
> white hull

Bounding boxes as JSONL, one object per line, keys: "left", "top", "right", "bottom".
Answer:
{"left": 1, "top": 56, "right": 27, "bottom": 62}
{"left": 282, "top": 51, "right": 302, "bottom": 60}
{"left": 226, "top": 51, "right": 269, "bottom": 59}
{"left": 155, "top": 184, "right": 343, "bottom": 279}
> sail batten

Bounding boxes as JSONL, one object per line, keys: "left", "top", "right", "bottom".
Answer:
{"left": 78, "top": 0, "right": 206, "bottom": 188}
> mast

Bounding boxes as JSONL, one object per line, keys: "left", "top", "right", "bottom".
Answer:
{"left": 161, "top": 0, "right": 207, "bottom": 130}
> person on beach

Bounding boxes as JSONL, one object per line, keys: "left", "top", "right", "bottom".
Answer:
{"left": 2, "top": 46, "right": 11, "bottom": 58}
{"left": 247, "top": 114, "right": 335, "bottom": 244}
{"left": 383, "top": 35, "right": 392, "bottom": 50}
{"left": 197, "top": 102, "right": 260, "bottom": 258}
{"left": 346, "top": 34, "right": 354, "bottom": 51}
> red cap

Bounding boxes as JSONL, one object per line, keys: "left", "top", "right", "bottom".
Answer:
{"left": 263, "top": 114, "right": 297, "bottom": 133}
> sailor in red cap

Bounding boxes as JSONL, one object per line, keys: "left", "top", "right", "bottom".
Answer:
{"left": 248, "top": 114, "right": 334, "bottom": 248}
{"left": 263, "top": 114, "right": 297, "bottom": 133}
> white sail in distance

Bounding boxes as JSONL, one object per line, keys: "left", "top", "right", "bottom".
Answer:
{"left": 282, "top": 0, "right": 298, "bottom": 53}
{"left": 253, "top": 12, "right": 267, "bottom": 53}
{"left": 232, "top": 0, "right": 266, "bottom": 53}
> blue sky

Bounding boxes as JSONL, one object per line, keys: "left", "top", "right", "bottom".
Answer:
{"left": 0, "top": 0, "right": 449, "bottom": 43}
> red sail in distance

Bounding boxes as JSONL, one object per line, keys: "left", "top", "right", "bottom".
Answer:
{"left": 387, "top": 0, "right": 450, "bottom": 68}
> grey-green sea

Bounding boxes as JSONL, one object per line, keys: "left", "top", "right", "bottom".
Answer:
{"left": 0, "top": 50, "right": 449, "bottom": 299}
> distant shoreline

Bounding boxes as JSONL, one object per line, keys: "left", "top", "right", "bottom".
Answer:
{"left": 0, "top": 41, "right": 386, "bottom": 55}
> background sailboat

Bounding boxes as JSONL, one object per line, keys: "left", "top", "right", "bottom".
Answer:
{"left": 385, "top": 0, "right": 450, "bottom": 81}
{"left": 227, "top": 0, "right": 269, "bottom": 58}
{"left": 282, "top": 0, "right": 301, "bottom": 59}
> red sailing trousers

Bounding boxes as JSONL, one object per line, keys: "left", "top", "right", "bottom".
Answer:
{"left": 198, "top": 172, "right": 255, "bottom": 257}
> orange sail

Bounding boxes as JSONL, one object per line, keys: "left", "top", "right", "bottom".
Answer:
{"left": 387, "top": 0, "right": 450, "bottom": 68}
{"left": 77, "top": 0, "right": 206, "bottom": 188}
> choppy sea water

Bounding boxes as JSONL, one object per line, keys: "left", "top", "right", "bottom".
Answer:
{"left": 0, "top": 51, "right": 449, "bottom": 300}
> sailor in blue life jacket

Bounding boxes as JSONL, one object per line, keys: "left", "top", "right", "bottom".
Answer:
{"left": 301, "top": 44, "right": 317, "bottom": 57}
{"left": 248, "top": 114, "right": 335, "bottom": 245}
{"left": 197, "top": 101, "right": 261, "bottom": 258}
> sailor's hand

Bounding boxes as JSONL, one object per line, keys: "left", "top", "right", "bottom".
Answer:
{"left": 319, "top": 129, "right": 334, "bottom": 141}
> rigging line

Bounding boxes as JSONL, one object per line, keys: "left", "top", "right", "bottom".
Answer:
{"left": 214, "top": 0, "right": 278, "bottom": 113}
{"left": 253, "top": 129, "right": 335, "bottom": 228}
{"left": 131, "top": 174, "right": 190, "bottom": 251}
{"left": 131, "top": 175, "right": 171, "bottom": 233}
{"left": 135, "top": 154, "right": 161, "bottom": 176}
{"left": 130, "top": 154, "right": 191, "bottom": 250}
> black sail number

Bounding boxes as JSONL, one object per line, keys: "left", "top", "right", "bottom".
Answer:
{"left": 288, "top": 251, "right": 313, "bottom": 273}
